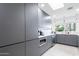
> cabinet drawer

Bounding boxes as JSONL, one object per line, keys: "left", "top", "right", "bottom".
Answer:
{"left": 56, "top": 34, "right": 65, "bottom": 43}
{"left": 65, "top": 35, "right": 77, "bottom": 46}
{"left": 0, "top": 42, "right": 25, "bottom": 56}
{"left": 56, "top": 34, "right": 77, "bottom": 46}
{"left": 39, "top": 36, "right": 52, "bottom": 55}
{"left": 40, "top": 42, "right": 48, "bottom": 55}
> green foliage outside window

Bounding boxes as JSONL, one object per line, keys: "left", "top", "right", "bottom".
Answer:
{"left": 55, "top": 25, "right": 64, "bottom": 32}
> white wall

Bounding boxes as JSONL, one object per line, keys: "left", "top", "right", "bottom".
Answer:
{"left": 51, "top": 13, "right": 79, "bottom": 34}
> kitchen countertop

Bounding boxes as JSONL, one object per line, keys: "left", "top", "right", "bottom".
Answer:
{"left": 56, "top": 31, "right": 79, "bottom": 36}
{"left": 56, "top": 33, "right": 77, "bottom": 35}
{"left": 38, "top": 33, "right": 56, "bottom": 38}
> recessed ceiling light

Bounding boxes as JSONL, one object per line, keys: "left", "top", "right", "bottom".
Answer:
{"left": 40, "top": 4, "right": 45, "bottom": 7}
{"left": 49, "top": 3, "right": 64, "bottom": 10}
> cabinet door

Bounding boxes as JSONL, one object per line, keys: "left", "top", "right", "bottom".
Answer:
{"left": 26, "top": 39, "right": 40, "bottom": 56}
{"left": 56, "top": 34, "right": 65, "bottom": 44}
{"left": 39, "top": 37, "right": 48, "bottom": 55}
{"left": 56, "top": 34, "right": 77, "bottom": 46}
{"left": 25, "top": 3, "right": 38, "bottom": 40}
{"left": 40, "top": 42, "right": 48, "bottom": 55}
{"left": 78, "top": 36, "right": 79, "bottom": 47}
{"left": 53, "top": 36, "right": 56, "bottom": 43}
{"left": 0, "top": 4, "right": 25, "bottom": 46}
{"left": 67, "top": 35, "right": 77, "bottom": 46}
{"left": 40, "top": 36, "right": 52, "bottom": 55}
{"left": 46, "top": 36, "right": 52, "bottom": 47}
{"left": 0, "top": 42, "right": 25, "bottom": 56}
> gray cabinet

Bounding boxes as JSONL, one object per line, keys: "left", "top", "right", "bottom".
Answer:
{"left": 40, "top": 42, "right": 48, "bottom": 55}
{"left": 56, "top": 34, "right": 65, "bottom": 44}
{"left": 39, "top": 37, "right": 47, "bottom": 55}
{"left": 53, "top": 35, "right": 57, "bottom": 43}
{"left": 25, "top": 3, "right": 40, "bottom": 56}
{"left": 77, "top": 36, "right": 79, "bottom": 47}
{"left": 51, "top": 35, "right": 56, "bottom": 45}
{"left": 0, "top": 43, "right": 25, "bottom": 56}
{"left": 25, "top": 3, "right": 38, "bottom": 41}
{"left": 56, "top": 34, "right": 77, "bottom": 46}
{"left": 39, "top": 35, "right": 53, "bottom": 55}
{"left": 66, "top": 35, "right": 77, "bottom": 46}
{"left": 0, "top": 4, "right": 25, "bottom": 46}
{"left": 0, "top": 3, "right": 40, "bottom": 56}
{"left": 38, "top": 8, "right": 51, "bottom": 29}
{"left": 46, "top": 36, "right": 53, "bottom": 47}
{"left": 26, "top": 39, "right": 40, "bottom": 56}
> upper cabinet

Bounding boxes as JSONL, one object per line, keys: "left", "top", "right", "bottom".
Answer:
{"left": 38, "top": 8, "right": 52, "bottom": 29}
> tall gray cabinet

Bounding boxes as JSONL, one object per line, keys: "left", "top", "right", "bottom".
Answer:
{"left": 25, "top": 3, "right": 40, "bottom": 56}
{"left": 0, "top": 3, "right": 26, "bottom": 56}
{"left": 0, "top": 3, "right": 40, "bottom": 56}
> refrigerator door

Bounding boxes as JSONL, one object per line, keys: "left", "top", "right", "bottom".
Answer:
{"left": 25, "top": 3, "right": 38, "bottom": 40}
{"left": 0, "top": 3, "right": 25, "bottom": 46}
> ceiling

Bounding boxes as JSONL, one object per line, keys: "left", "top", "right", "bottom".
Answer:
{"left": 39, "top": 3, "right": 79, "bottom": 19}
{"left": 53, "top": 3, "right": 79, "bottom": 18}
{"left": 38, "top": 3, "right": 53, "bottom": 16}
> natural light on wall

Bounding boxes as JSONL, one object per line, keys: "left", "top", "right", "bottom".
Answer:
{"left": 40, "top": 4, "right": 45, "bottom": 7}
{"left": 49, "top": 3, "right": 64, "bottom": 10}
{"left": 76, "top": 8, "right": 79, "bottom": 11}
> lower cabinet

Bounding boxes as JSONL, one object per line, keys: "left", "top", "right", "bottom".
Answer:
{"left": 78, "top": 36, "right": 79, "bottom": 47}
{"left": 39, "top": 35, "right": 53, "bottom": 55}
{"left": 46, "top": 36, "right": 53, "bottom": 47}
{"left": 56, "top": 34, "right": 77, "bottom": 46}
{"left": 39, "top": 36, "right": 48, "bottom": 55}
{"left": 0, "top": 39, "right": 40, "bottom": 56}
{"left": 53, "top": 36, "right": 57, "bottom": 43}
{"left": 56, "top": 34, "right": 65, "bottom": 44}
{"left": 40, "top": 42, "right": 48, "bottom": 55}
{"left": 0, "top": 42, "right": 25, "bottom": 56}
{"left": 67, "top": 35, "right": 77, "bottom": 46}
{"left": 26, "top": 39, "right": 40, "bottom": 56}
{"left": 0, "top": 36, "right": 54, "bottom": 56}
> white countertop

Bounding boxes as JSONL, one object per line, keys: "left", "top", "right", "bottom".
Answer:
{"left": 56, "top": 31, "right": 79, "bottom": 36}
{"left": 38, "top": 33, "right": 56, "bottom": 38}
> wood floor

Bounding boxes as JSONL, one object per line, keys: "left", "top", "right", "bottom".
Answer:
{"left": 42, "top": 44, "right": 79, "bottom": 56}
